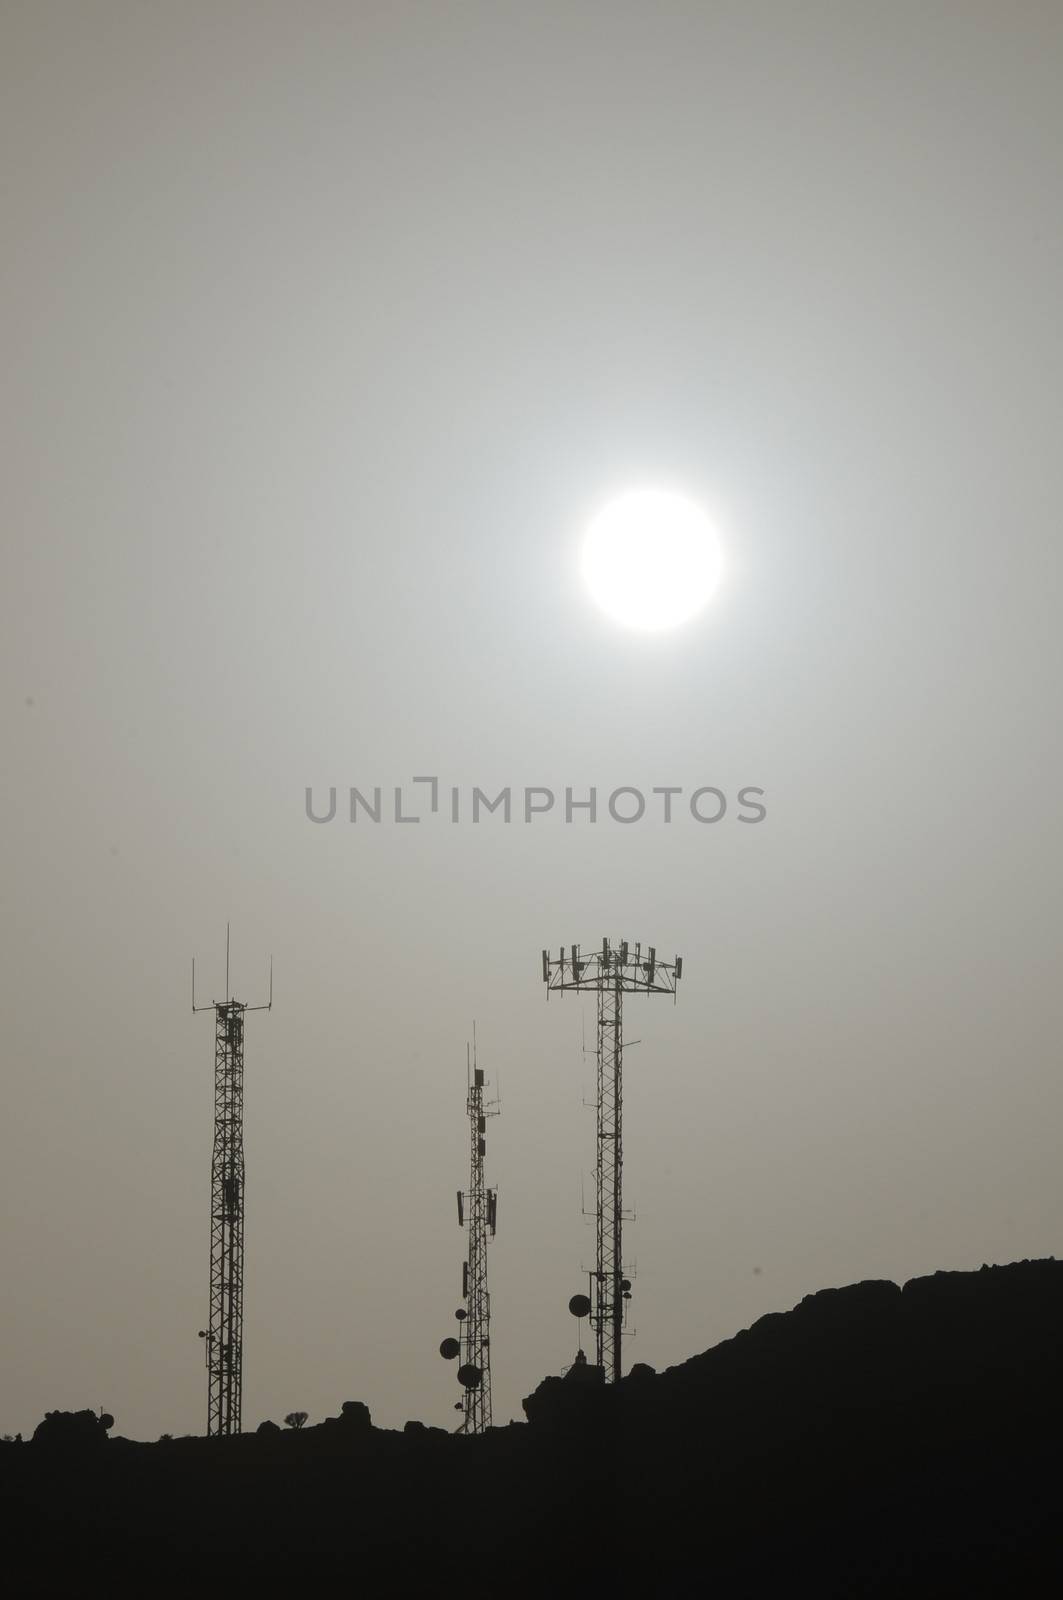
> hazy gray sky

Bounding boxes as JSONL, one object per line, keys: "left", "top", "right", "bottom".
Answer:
{"left": 3, "top": 0, "right": 1062, "bottom": 1440}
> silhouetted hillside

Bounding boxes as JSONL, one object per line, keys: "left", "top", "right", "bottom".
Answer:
{"left": 5, "top": 1259, "right": 1062, "bottom": 1594}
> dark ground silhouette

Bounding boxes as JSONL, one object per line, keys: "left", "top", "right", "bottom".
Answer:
{"left": 5, "top": 1259, "right": 1062, "bottom": 1593}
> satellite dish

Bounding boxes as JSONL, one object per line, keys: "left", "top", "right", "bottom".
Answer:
{"left": 457, "top": 1364, "right": 482, "bottom": 1390}
{"left": 439, "top": 1337, "right": 460, "bottom": 1361}
{"left": 621, "top": 1279, "right": 631, "bottom": 1292}
{"left": 568, "top": 1294, "right": 592, "bottom": 1319}
{"left": 454, "top": 1308, "right": 467, "bottom": 1321}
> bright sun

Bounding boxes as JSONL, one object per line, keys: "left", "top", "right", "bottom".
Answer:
{"left": 581, "top": 488, "right": 724, "bottom": 632}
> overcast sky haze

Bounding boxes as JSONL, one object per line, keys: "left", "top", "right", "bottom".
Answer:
{"left": 3, "top": 0, "right": 1062, "bottom": 1440}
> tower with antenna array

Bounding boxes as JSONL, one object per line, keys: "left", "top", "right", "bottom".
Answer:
{"left": 438, "top": 1033, "right": 498, "bottom": 1433}
{"left": 192, "top": 927, "right": 272, "bottom": 1437}
{"left": 542, "top": 939, "right": 681, "bottom": 1383}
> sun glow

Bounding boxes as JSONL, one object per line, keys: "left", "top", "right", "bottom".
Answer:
{"left": 581, "top": 489, "right": 724, "bottom": 631}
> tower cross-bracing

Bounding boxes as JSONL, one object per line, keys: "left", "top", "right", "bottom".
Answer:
{"left": 193, "top": 930, "right": 271, "bottom": 1437}
{"left": 439, "top": 1034, "right": 499, "bottom": 1432}
{"left": 543, "top": 939, "right": 681, "bottom": 1382}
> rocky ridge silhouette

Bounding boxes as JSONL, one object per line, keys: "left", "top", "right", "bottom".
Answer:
{"left": 4, "top": 1259, "right": 1061, "bottom": 1593}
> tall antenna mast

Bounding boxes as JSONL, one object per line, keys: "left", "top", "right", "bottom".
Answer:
{"left": 542, "top": 939, "right": 681, "bottom": 1383}
{"left": 438, "top": 1027, "right": 499, "bottom": 1433}
{"left": 193, "top": 925, "right": 272, "bottom": 1437}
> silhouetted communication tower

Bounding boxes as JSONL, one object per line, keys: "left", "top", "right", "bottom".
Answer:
{"left": 543, "top": 939, "right": 681, "bottom": 1383}
{"left": 192, "top": 927, "right": 272, "bottom": 1437}
{"left": 439, "top": 1033, "right": 498, "bottom": 1433}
